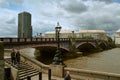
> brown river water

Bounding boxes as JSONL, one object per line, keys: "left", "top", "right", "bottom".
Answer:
{"left": 19, "top": 48, "right": 120, "bottom": 74}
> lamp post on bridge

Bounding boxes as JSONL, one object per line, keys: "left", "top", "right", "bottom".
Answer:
{"left": 52, "top": 22, "right": 65, "bottom": 66}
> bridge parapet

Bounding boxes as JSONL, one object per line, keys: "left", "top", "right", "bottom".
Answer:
{"left": 0, "top": 38, "right": 70, "bottom": 43}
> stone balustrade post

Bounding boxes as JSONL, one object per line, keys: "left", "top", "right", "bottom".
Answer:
{"left": 0, "top": 41, "right": 4, "bottom": 80}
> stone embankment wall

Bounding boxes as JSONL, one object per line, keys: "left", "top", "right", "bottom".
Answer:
{"left": 20, "top": 53, "right": 120, "bottom": 80}
{"left": 65, "top": 67, "right": 120, "bottom": 80}
{"left": 0, "top": 42, "right": 4, "bottom": 80}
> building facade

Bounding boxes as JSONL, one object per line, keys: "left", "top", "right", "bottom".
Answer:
{"left": 45, "top": 30, "right": 108, "bottom": 41}
{"left": 76, "top": 30, "right": 108, "bottom": 41}
{"left": 45, "top": 30, "right": 74, "bottom": 38}
{"left": 18, "top": 12, "right": 32, "bottom": 38}
{"left": 115, "top": 29, "right": 120, "bottom": 46}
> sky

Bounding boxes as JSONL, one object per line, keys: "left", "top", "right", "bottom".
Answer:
{"left": 0, "top": 0, "right": 120, "bottom": 37}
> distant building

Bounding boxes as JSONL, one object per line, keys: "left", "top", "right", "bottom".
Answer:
{"left": 45, "top": 29, "right": 108, "bottom": 41}
{"left": 18, "top": 12, "right": 32, "bottom": 38}
{"left": 115, "top": 29, "right": 120, "bottom": 46}
{"left": 76, "top": 30, "right": 108, "bottom": 40}
{"left": 45, "top": 30, "right": 74, "bottom": 38}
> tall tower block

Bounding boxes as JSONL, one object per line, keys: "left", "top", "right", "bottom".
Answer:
{"left": 18, "top": 12, "right": 32, "bottom": 38}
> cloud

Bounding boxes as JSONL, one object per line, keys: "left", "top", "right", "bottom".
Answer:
{"left": 27, "top": 0, "right": 120, "bottom": 37}
{"left": 0, "top": 8, "right": 18, "bottom": 37}
{"left": 59, "top": 0, "right": 88, "bottom": 14}
{"left": 0, "top": 0, "right": 8, "bottom": 7}
{"left": 83, "top": 0, "right": 112, "bottom": 3}
{"left": 11, "top": 0, "right": 24, "bottom": 5}
{"left": 0, "top": 0, "right": 120, "bottom": 37}
{"left": 6, "top": 18, "right": 16, "bottom": 24}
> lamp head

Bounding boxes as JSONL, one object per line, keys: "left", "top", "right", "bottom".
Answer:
{"left": 55, "top": 22, "right": 62, "bottom": 32}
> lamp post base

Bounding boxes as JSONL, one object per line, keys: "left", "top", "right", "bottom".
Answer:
{"left": 52, "top": 49, "right": 66, "bottom": 67}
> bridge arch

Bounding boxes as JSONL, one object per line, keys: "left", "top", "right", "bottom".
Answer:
{"left": 14, "top": 44, "right": 69, "bottom": 53}
{"left": 76, "top": 42, "right": 97, "bottom": 52}
{"left": 98, "top": 42, "right": 108, "bottom": 50}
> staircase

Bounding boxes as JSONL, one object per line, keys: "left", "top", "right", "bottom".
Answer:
{"left": 5, "top": 58, "right": 39, "bottom": 80}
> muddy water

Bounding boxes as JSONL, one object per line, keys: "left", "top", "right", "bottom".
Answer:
{"left": 20, "top": 48, "right": 120, "bottom": 74}
{"left": 64, "top": 48, "right": 120, "bottom": 74}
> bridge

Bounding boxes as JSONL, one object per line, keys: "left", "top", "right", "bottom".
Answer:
{"left": 1, "top": 38, "right": 114, "bottom": 54}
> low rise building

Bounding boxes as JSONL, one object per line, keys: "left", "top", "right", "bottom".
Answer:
{"left": 115, "top": 29, "right": 120, "bottom": 46}
{"left": 45, "top": 29, "right": 108, "bottom": 41}
{"left": 76, "top": 30, "right": 108, "bottom": 40}
{"left": 45, "top": 30, "right": 74, "bottom": 38}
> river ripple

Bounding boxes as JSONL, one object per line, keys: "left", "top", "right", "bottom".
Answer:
{"left": 64, "top": 48, "right": 120, "bottom": 74}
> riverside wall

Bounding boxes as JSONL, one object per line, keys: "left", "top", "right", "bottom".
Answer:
{"left": 0, "top": 42, "right": 4, "bottom": 80}
{"left": 64, "top": 67, "right": 120, "bottom": 80}
{"left": 20, "top": 52, "right": 120, "bottom": 80}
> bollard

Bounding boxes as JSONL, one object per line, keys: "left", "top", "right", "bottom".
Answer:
{"left": 48, "top": 68, "right": 51, "bottom": 80}
{"left": 39, "top": 72, "right": 42, "bottom": 80}
{"left": 27, "top": 76, "right": 31, "bottom": 80}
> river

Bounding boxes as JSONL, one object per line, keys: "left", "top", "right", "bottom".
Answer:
{"left": 64, "top": 48, "right": 120, "bottom": 74}
{"left": 20, "top": 48, "right": 120, "bottom": 74}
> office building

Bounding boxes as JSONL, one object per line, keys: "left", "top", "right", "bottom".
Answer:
{"left": 18, "top": 12, "right": 32, "bottom": 38}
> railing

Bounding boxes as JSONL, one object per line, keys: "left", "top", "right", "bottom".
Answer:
{"left": 0, "top": 38, "right": 70, "bottom": 43}
{"left": 0, "top": 38, "right": 107, "bottom": 44}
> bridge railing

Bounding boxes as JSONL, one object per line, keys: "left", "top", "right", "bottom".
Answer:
{"left": 0, "top": 38, "right": 70, "bottom": 43}
{"left": 0, "top": 38, "right": 106, "bottom": 43}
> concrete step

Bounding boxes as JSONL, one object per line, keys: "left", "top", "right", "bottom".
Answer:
{"left": 19, "top": 70, "right": 39, "bottom": 79}
{"left": 18, "top": 66, "right": 35, "bottom": 72}
{"left": 5, "top": 58, "right": 39, "bottom": 80}
{"left": 19, "top": 68, "right": 38, "bottom": 75}
{"left": 19, "top": 72, "right": 39, "bottom": 80}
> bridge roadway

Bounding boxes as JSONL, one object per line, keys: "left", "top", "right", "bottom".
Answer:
{"left": 0, "top": 38, "right": 114, "bottom": 53}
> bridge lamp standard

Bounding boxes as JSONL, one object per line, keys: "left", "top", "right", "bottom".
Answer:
{"left": 52, "top": 22, "right": 65, "bottom": 66}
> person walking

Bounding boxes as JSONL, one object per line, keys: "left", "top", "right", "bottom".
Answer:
{"left": 64, "top": 71, "right": 71, "bottom": 80}
{"left": 11, "top": 49, "right": 16, "bottom": 65}
{"left": 16, "top": 50, "right": 20, "bottom": 65}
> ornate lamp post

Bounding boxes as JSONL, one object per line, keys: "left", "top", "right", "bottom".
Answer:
{"left": 52, "top": 22, "right": 65, "bottom": 66}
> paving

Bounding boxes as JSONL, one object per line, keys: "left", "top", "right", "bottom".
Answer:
{"left": 31, "top": 74, "right": 64, "bottom": 80}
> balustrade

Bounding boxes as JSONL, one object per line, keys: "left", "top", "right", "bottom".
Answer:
{"left": 0, "top": 38, "right": 105, "bottom": 44}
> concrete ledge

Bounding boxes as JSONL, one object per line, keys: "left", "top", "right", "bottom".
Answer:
{"left": 0, "top": 60, "right": 4, "bottom": 80}
{"left": 65, "top": 67, "right": 120, "bottom": 80}
{"left": 5, "top": 62, "right": 18, "bottom": 80}
{"left": 0, "top": 41, "right": 4, "bottom": 80}
{"left": 50, "top": 64, "right": 64, "bottom": 77}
